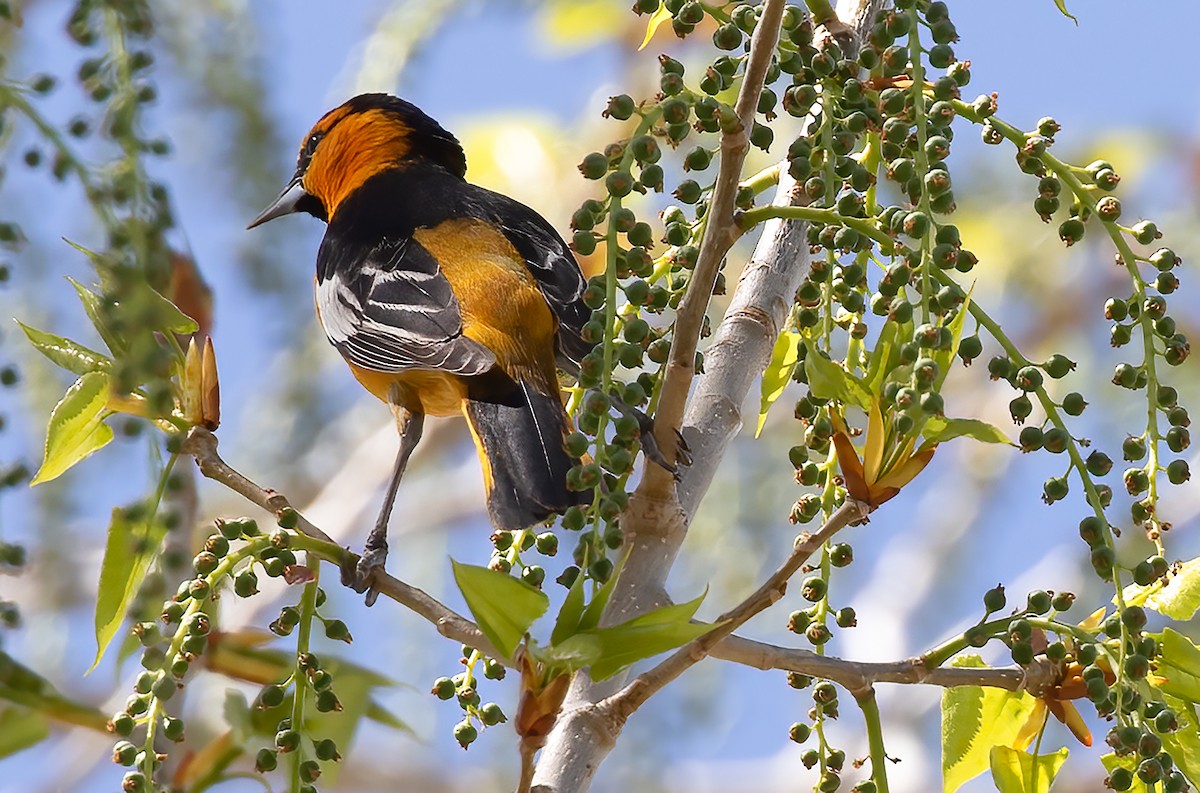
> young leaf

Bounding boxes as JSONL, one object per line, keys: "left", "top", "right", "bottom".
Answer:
{"left": 551, "top": 570, "right": 586, "bottom": 646}
{"left": 942, "top": 656, "right": 1040, "bottom": 793}
{"left": 864, "top": 321, "right": 899, "bottom": 395}
{"left": 17, "top": 322, "right": 112, "bottom": 375}
{"left": 756, "top": 329, "right": 801, "bottom": 437}
{"left": 923, "top": 416, "right": 1012, "bottom": 446}
{"left": 143, "top": 283, "right": 199, "bottom": 335}
{"left": 1051, "top": 0, "right": 1078, "bottom": 24}
{"left": 638, "top": 1, "right": 671, "bottom": 50}
{"left": 92, "top": 508, "right": 169, "bottom": 670}
{"left": 31, "top": 372, "right": 114, "bottom": 485}
{"left": 578, "top": 555, "right": 626, "bottom": 632}
{"left": 451, "top": 560, "right": 549, "bottom": 659}
{"left": 1120, "top": 556, "right": 1200, "bottom": 620}
{"left": 804, "top": 350, "right": 871, "bottom": 409}
{"left": 989, "top": 746, "right": 1068, "bottom": 793}
{"left": 66, "top": 277, "right": 126, "bottom": 356}
{"left": 564, "top": 593, "right": 711, "bottom": 682}
{"left": 1159, "top": 693, "right": 1200, "bottom": 783}
{"left": 1154, "top": 628, "right": 1200, "bottom": 702}
{"left": 932, "top": 289, "right": 972, "bottom": 390}
{"left": 1101, "top": 754, "right": 1152, "bottom": 793}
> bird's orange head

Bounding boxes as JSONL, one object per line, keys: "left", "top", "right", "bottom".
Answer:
{"left": 248, "top": 93, "right": 466, "bottom": 228}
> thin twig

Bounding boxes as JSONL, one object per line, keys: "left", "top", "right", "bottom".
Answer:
{"left": 179, "top": 427, "right": 505, "bottom": 662}
{"left": 639, "top": 0, "right": 789, "bottom": 501}
{"left": 607, "top": 498, "right": 869, "bottom": 720}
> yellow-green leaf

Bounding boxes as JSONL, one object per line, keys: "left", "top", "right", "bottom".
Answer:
{"left": 67, "top": 277, "right": 125, "bottom": 356}
{"left": 31, "top": 372, "right": 113, "bottom": 485}
{"left": 143, "top": 283, "right": 199, "bottom": 334}
{"left": 639, "top": 2, "right": 671, "bottom": 51}
{"left": 942, "top": 655, "right": 1040, "bottom": 793}
{"left": 92, "top": 507, "right": 169, "bottom": 670}
{"left": 18, "top": 321, "right": 112, "bottom": 375}
{"left": 757, "top": 329, "right": 801, "bottom": 437}
{"left": 451, "top": 560, "right": 548, "bottom": 659}
{"left": 1051, "top": 0, "right": 1078, "bottom": 23}
{"left": 1101, "top": 754, "right": 1151, "bottom": 793}
{"left": 1160, "top": 694, "right": 1200, "bottom": 782}
{"left": 923, "top": 416, "right": 1012, "bottom": 446}
{"left": 932, "top": 288, "right": 972, "bottom": 390}
{"left": 1121, "top": 557, "right": 1200, "bottom": 620}
{"left": 804, "top": 350, "right": 871, "bottom": 410}
{"left": 1154, "top": 629, "right": 1200, "bottom": 703}
{"left": 989, "top": 746, "right": 1068, "bottom": 793}
{"left": 551, "top": 568, "right": 587, "bottom": 646}
{"left": 0, "top": 707, "right": 49, "bottom": 758}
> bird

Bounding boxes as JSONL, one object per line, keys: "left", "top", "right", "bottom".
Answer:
{"left": 248, "top": 93, "right": 674, "bottom": 602}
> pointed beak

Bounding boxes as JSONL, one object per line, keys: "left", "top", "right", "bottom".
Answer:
{"left": 247, "top": 179, "right": 308, "bottom": 229}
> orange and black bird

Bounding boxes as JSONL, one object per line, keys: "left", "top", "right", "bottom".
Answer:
{"left": 249, "top": 94, "right": 670, "bottom": 601}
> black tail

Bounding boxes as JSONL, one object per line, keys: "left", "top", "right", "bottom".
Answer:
{"left": 463, "top": 382, "right": 588, "bottom": 530}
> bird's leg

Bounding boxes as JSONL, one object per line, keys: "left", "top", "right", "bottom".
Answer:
{"left": 608, "top": 393, "right": 692, "bottom": 479}
{"left": 342, "top": 406, "right": 424, "bottom": 605}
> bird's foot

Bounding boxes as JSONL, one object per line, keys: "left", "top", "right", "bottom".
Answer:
{"left": 611, "top": 396, "right": 693, "bottom": 480}
{"left": 340, "top": 540, "right": 388, "bottom": 607}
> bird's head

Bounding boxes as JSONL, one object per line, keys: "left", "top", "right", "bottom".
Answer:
{"left": 248, "top": 93, "right": 466, "bottom": 228}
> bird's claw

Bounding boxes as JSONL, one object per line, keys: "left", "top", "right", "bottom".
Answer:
{"left": 340, "top": 542, "right": 387, "bottom": 607}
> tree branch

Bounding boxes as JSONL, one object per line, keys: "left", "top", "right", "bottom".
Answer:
{"left": 179, "top": 427, "right": 505, "bottom": 663}
{"left": 639, "top": 0, "right": 789, "bottom": 502}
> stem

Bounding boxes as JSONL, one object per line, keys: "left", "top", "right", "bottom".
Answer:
{"left": 289, "top": 564, "right": 320, "bottom": 793}
{"left": 739, "top": 205, "right": 894, "bottom": 251}
{"left": 856, "top": 687, "right": 890, "bottom": 793}
{"left": 906, "top": 9, "right": 934, "bottom": 325}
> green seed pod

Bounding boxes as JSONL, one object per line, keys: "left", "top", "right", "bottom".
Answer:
{"left": 606, "top": 93, "right": 635, "bottom": 120}
{"left": 983, "top": 584, "right": 1006, "bottom": 613}
{"left": 1008, "top": 394, "right": 1032, "bottom": 424}
{"left": 1018, "top": 426, "right": 1043, "bottom": 452}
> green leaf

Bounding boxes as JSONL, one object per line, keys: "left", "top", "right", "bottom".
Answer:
{"left": 451, "top": 560, "right": 549, "bottom": 659}
{"left": 67, "top": 277, "right": 126, "bottom": 356}
{"left": 579, "top": 556, "right": 625, "bottom": 632}
{"left": 1155, "top": 629, "right": 1200, "bottom": 703}
{"left": 757, "top": 329, "right": 802, "bottom": 437}
{"left": 932, "top": 288, "right": 972, "bottom": 390}
{"left": 638, "top": 1, "right": 671, "bottom": 50}
{"left": 1102, "top": 753, "right": 1152, "bottom": 793}
{"left": 989, "top": 746, "right": 1068, "bottom": 793}
{"left": 551, "top": 570, "right": 587, "bottom": 646}
{"left": 0, "top": 652, "right": 109, "bottom": 731}
{"left": 923, "top": 416, "right": 1012, "bottom": 446}
{"left": 546, "top": 593, "right": 711, "bottom": 682}
{"left": 1160, "top": 694, "right": 1200, "bottom": 783}
{"left": 804, "top": 350, "right": 871, "bottom": 410}
{"left": 31, "top": 372, "right": 114, "bottom": 485}
{"left": 92, "top": 507, "right": 169, "bottom": 670}
{"left": 942, "top": 655, "right": 1040, "bottom": 793}
{"left": 366, "top": 700, "right": 414, "bottom": 734}
{"left": 864, "top": 320, "right": 899, "bottom": 395}
{"left": 0, "top": 708, "right": 50, "bottom": 758}
{"left": 1051, "top": 0, "right": 1078, "bottom": 23}
{"left": 17, "top": 321, "right": 112, "bottom": 375}
{"left": 143, "top": 283, "right": 199, "bottom": 334}
{"left": 1121, "top": 557, "right": 1200, "bottom": 620}
{"left": 309, "top": 664, "right": 374, "bottom": 787}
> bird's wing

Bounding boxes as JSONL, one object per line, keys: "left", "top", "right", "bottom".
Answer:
{"left": 315, "top": 234, "right": 496, "bottom": 375}
{"left": 476, "top": 190, "right": 593, "bottom": 370}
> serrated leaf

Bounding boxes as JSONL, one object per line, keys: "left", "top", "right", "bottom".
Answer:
{"left": 638, "top": 2, "right": 671, "bottom": 50}
{"left": 1101, "top": 753, "right": 1152, "bottom": 793}
{"left": 1121, "top": 557, "right": 1200, "bottom": 620}
{"left": 989, "top": 746, "right": 1068, "bottom": 793}
{"left": 804, "top": 350, "right": 871, "bottom": 409}
{"left": 67, "top": 277, "right": 125, "bottom": 355}
{"left": 92, "top": 507, "right": 169, "bottom": 671}
{"left": 757, "top": 329, "right": 801, "bottom": 437}
{"left": 17, "top": 322, "right": 112, "bottom": 375}
{"left": 451, "top": 560, "right": 548, "bottom": 659}
{"left": 942, "top": 655, "right": 1040, "bottom": 793}
{"left": 1051, "top": 0, "right": 1078, "bottom": 23}
{"left": 923, "top": 416, "right": 1012, "bottom": 446}
{"left": 0, "top": 708, "right": 50, "bottom": 758}
{"left": 31, "top": 372, "right": 114, "bottom": 485}
{"left": 1154, "top": 628, "right": 1200, "bottom": 703}
{"left": 1160, "top": 694, "right": 1200, "bottom": 783}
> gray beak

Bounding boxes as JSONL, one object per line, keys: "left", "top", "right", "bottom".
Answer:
{"left": 247, "top": 179, "right": 308, "bottom": 229}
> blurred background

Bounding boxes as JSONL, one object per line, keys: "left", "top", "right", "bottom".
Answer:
{"left": 0, "top": 1, "right": 1198, "bottom": 791}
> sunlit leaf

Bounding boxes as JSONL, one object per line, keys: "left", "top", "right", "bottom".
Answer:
{"left": 864, "top": 321, "right": 898, "bottom": 395}
{"left": 638, "top": 2, "right": 671, "bottom": 51}
{"left": 1101, "top": 753, "right": 1152, "bottom": 793}
{"left": 31, "top": 372, "right": 113, "bottom": 485}
{"left": 92, "top": 507, "right": 169, "bottom": 670}
{"left": 989, "top": 746, "right": 1068, "bottom": 793}
{"left": 1154, "top": 628, "right": 1200, "bottom": 703}
{"left": 17, "top": 322, "right": 112, "bottom": 375}
{"left": 942, "top": 655, "right": 1040, "bottom": 793}
{"left": 923, "top": 416, "right": 1012, "bottom": 446}
{"left": 804, "top": 350, "right": 871, "bottom": 409}
{"left": 451, "top": 560, "right": 548, "bottom": 659}
{"left": 551, "top": 570, "right": 586, "bottom": 646}
{"left": 67, "top": 277, "right": 125, "bottom": 355}
{"left": 537, "top": 0, "right": 627, "bottom": 52}
{"left": 1160, "top": 694, "right": 1200, "bottom": 783}
{"left": 579, "top": 555, "right": 625, "bottom": 632}
{"left": 932, "top": 289, "right": 972, "bottom": 390}
{"left": 1121, "top": 557, "right": 1200, "bottom": 620}
{"left": 0, "top": 708, "right": 49, "bottom": 758}
{"left": 757, "top": 328, "right": 801, "bottom": 437}
{"left": 1051, "top": 0, "right": 1078, "bottom": 23}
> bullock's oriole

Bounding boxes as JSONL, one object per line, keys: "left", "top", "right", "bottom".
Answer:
{"left": 249, "top": 93, "right": 672, "bottom": 601}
